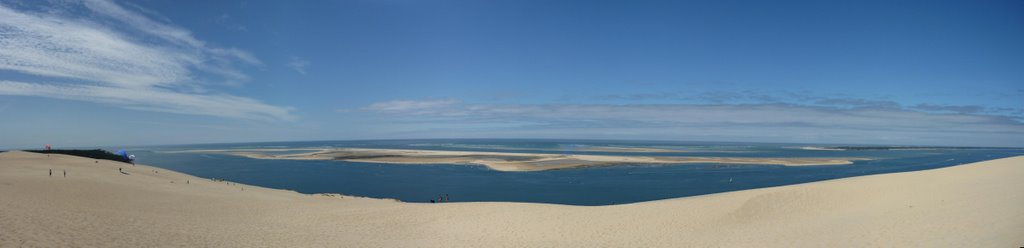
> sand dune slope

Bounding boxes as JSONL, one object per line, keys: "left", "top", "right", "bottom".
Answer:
{"left": 0, "top": 151, "right": 1021, "bottom": 247}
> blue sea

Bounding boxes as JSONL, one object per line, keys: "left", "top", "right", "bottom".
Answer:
{"left": 126, "top": 139, "right": 1024, "bottom": 206}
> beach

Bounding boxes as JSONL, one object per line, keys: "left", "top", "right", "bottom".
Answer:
{"left": 1, "top": 150, "right": 1021, "bottom": 247}
{"left": 181, "top": 148, "right": 862, "bottom": 171}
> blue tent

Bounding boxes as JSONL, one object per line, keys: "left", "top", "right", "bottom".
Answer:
{"left": 116, "top": 150, "right": 129, "bottom": 160}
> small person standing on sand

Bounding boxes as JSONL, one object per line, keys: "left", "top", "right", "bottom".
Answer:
{"left": 49, "top": 169, "right": 52, "bottom": 176}
{"left": 63, "top": 170, "right": 66, "bottom": 178}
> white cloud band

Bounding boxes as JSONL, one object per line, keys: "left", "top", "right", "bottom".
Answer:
{"left": 0, "top": 0, "right": 292, "bottom": 121}
{"left": 362, "top": 99, "right": 1024, "bottom": 146}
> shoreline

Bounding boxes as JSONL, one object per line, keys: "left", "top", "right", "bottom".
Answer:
{"left": 176, "top": 148, "right": 864, "bottom": 171}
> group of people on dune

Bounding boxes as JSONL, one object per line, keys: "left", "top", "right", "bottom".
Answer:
{"left": 430, "top": 194, "right": 450, "bottom": 203}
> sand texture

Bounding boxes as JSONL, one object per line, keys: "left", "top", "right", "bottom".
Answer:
{"left": 1, "top": 151, "right": 1022, "bottom": 247}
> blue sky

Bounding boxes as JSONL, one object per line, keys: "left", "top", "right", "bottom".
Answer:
{"left": 1, "top": 0, "right": 1022, "bottom": 148}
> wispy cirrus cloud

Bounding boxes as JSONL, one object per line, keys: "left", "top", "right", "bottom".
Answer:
{"left": 286, "top": 57, "right": 310, "bottom": 75}
{"left": 0, "top": 0, "right": 293, "bottom": 120}
{"left": 215, "top": 14, "right": 248, "bottom": 32}
{"left": 0, "top": 81, "right": 292, "bottom": 121}
{"left": 596, "top": 90, "right": 1021, "bottom": 117}
{"left": 597, "top": 91, "right": 899, "bottom": 107}
{"left": 367, "top": 99, "right": 460, "bottom": 112}
{"left": 909, "top": 104, "right": 984, "bottom": 114}
{"left": 360, "top": 98, "right": 1024, "bottom": 146}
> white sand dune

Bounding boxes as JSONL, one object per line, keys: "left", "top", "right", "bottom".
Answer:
{"left": 1, "top": 151, "right": 1021, "bottom": 247}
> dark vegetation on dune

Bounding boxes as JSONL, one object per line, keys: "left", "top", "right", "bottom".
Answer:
{"left": 25, "top": 149, "right": 132, "bottom": 163}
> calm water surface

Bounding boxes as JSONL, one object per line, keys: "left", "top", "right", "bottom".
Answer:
{"left": 129, "top": 139, "right": 1024, "bottom": 205}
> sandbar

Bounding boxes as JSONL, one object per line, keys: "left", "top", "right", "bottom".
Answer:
{"left": 179, "top": 148, "right": 862, "bottom": 171}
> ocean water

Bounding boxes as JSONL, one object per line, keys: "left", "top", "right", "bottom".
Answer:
{"left": 128, "top": 139, "right": 1024, "bottom": 205}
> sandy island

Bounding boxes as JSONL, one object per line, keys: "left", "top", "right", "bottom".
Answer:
{"left": 1, "top": 151, "right": 1021, "bottom": 247}
{"left": 410, "top": 144, "right": 697, "bottom": 153}
{"left": 178, "top": 148, "right": 862, "bottom": 171}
